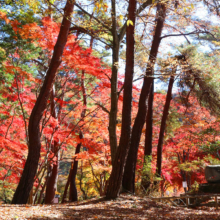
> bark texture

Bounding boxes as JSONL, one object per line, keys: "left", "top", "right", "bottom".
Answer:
{"left": 12, "top": 0, "right": 75, "bottom": 204}
{"left": 144, "top": 82, "right": 154, "bottom": 157}
{"left": 141, "top": 82, "right": 154, "bottom": 190}
{"left": 156, "top": 75, "right": 174, "bottom": 176}
{"left": 44, "top": 152, "right": 59, "bottom": 204}
{"left": 109, "top": 0, "right": 119, "bottom": 164}
{"left": 45, "top": 86, "right": 60, "bottom": 204}
{"left": 122, "top": 3, "right": 167, "bottom": 193}
{"left": 106, "top": 0, "right": 137, "bottom": 199}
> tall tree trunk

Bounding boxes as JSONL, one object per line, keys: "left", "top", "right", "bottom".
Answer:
{"left": 69, "top": 69, "right": 87, "bottom": 202}
{"left": 44, "top": 6, "right": 59, "bottom": 205}
{"left": 122, "top": 3, "right": 167, "bottom": 193}
{"left": 106, "top": 0, "right": 137, "bottom": 199}
{"left": 108, "top": 0, "right": 153, "bottom": 165}
{"left": 69, "top": 140, "right": 82, "bottom": 201}
{"left": 45, "top": 86, "right": 60, "bottom": 204}
{"left": 61, "top": 69, "right": 87, "bottom": 202}
{"left": 141, "top": 82, "right": 154, "bottom": 190}
{"left": 37, "top": 174, "right": 49, "bottom": 204}
{"left": 11, "top": 0, "right": 75, "bottom": 204}
{"left": 144, "top": 82, "right": 154, "bottom": 157}
{"left": 44, "top": 142, "right": 60, "bottom": 204}
{"left": 109, "top": 0, "right": 119, "bottom": 164}
{"left": 61, "top": 167, "right": 72, "bottom": 203}
{"left": 156, "top": 75, "right": 174, "bottom": 176}
{"left": 32, "top": 167, "right": 47, "bottom": 204}
{"left": 79, "top": 161, "right": 87, "bottom": 199}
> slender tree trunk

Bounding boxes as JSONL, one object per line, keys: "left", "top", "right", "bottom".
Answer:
{"left": 109, "top": 0, "right": 119, "bottom": 164}
{"left": 122, "top": 3, "right": 167, "bottom": 193}
{"left": 144, "top": 82, "right": 154, "bottom": 157}
{"left": 32, "top": 167, "right": 47, "bottom": 204}
{"left": 37, "top": 175, "right": 49, "bottom": 204}
{"left": 45, "top": 86, "right": 60, "bottom": 204}
{"left": 61, "top": 168, "right": 72, "bottom": 203}
{"left": 44, "top": 142, "right": 60, "bottom": 204}
{"left": 61, "top": 70, "right": 88, "bottom": 204}
{"left": 106, "top": 0, "right": 137, "bottom": 199}
{"left": 156, "top": 75, "right": 174, "bottom": 176}
{"left": 108, "top": 0, "right": 154, "bottom": 165}
{"left": 79, "top": 161, "right": 87, "bottom": 199}
{"left": 67, "top": 69, "right": 87, "bottom": 202}
{"left": 34, "top": 192, "right": 38, "bottom": 204}
{"left": 141, "top": 82, "right": 154, "bottom": 190}
{"left": 12, "top": 0, "right": 75, "bottom": 204}
{"left": 69, "top": 140, "right": 82, "bottom": 201}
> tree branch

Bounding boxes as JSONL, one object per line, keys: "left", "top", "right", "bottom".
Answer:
{"left": 160, "top": 31, "right": 214, "bottom": 42}
{"left": 74, "top": 3, "right": 112, "bottom": 32}
{"left": 118, "top": 0, "right": 153, "bottom": 43}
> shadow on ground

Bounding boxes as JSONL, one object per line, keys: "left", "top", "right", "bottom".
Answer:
{"left": 25, "top": 195, "right": 220, "bottom": 220}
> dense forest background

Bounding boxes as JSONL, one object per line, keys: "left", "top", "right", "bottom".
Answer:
{"left": 0, "top": 0, "right": 220, "bottom": 205}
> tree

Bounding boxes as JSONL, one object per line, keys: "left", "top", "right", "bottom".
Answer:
{"left": 122, "top": 2, "right": 167, "bottom": 194}
{"left": 156, "top": 74, "right": 174, "bottom": 177}
{"left": 1, "top": 0, "right": 220, "bottom": 204}
{"left": 44, "top": 86, "right": 60, "bottom": 204}
{"left": 12, "top": 0, "right": 75, "bottom": 204}
{"left": 69, "top": 0, "right": 153, "bottom": 164}
{"left": 105, "top": 0, "right": 137, "bottom": 199}
{"left": 108, "top": 0, "right": 153, "bottom": 164}
{"left": 141, "top": 83, "right": 154, "bottom": 190}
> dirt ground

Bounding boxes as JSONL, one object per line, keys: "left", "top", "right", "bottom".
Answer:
{"left": 1, "top": 195, "right": 220, "bottom": 219}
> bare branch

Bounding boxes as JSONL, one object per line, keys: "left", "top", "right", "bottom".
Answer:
{"left": 74, "top": 3, "right": 112, "bottom": 32}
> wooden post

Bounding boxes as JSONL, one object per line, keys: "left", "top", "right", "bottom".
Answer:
{"left": 186, "top": 197, "right": 189, "bottom": 207}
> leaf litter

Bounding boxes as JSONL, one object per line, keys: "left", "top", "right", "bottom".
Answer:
{"left": 1, "top": 195, "right": 220, "bottom": 219}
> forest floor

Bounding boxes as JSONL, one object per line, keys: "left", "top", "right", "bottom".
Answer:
{"left": 1, "top": 194, "right": 220, "bottom": 219}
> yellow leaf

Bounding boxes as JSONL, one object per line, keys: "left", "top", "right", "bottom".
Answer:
{"left": 119, "top": 15, "right": 123, "bottom": 20}
{"left": 127, "top": 19, "right": 133, "bottom": 26}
